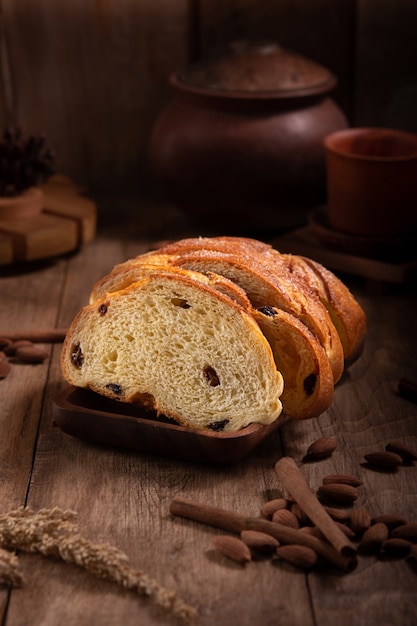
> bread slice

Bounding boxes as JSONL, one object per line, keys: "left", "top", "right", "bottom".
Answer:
{"left": 155, "top": 237, "right": 366, "bottom": 364}
{"left": 89, "top": 262, "right": 333, "bottom": 419}
{"left": 166, "top": 251, "right": 344, "bottom": 383}
{"left": 61, "top": 268, "right": 284, "bottom": 431}
{"left": 91, "top": 247, "right": 345, "bottom": 384}
{"left": 253, "top": 249, "right": 366, "bottom": 364}
{"left": 251, "top": 306, "right": 334, "bottom": 419}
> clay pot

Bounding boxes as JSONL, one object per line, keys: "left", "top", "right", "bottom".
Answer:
{"left": 0, "top": 187, "right": 44, "bottom": 220}
{"left": 324, "top": 127, "right": 417, "bottom": 238}
{"left": 148, "top": 42, "right": 348, "bottom": 231}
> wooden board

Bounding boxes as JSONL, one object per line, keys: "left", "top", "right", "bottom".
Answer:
{"left": 0, "top": 175, "right": 96, "bottom": 265}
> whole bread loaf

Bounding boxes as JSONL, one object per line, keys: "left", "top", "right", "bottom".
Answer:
{"left": 62, "top": 236, "right": 366, "bottom": 430}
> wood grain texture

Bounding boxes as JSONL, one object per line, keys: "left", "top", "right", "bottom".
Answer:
{"left": 354, "top": 0, "right": 417, "bottom": 132}
{"left": 0, "top": 0, "right": 189, "bottom": 194}
{"left": 1, "top": 200, "right": 416, "bottom": 625}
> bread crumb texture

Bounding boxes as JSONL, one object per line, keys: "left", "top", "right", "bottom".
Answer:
{"left": 62, "top": 271, "right": 283, "bottom": 431}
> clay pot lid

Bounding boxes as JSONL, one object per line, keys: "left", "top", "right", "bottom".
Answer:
{"left": 176, "top": 41, "right": 336, "bottom": 97}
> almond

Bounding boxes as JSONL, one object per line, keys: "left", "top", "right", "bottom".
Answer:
{"left": 304, "top": 436, "right": 337, "bottom": 461}
{"left": 298, "top": 526, "right": 324, "bottom": 539}
{"left": 385, "top": 441, "right": 417, "bottom": 463}
{"left": 364, "top": 451, "right": 403, "bottom": 470}
{"left": 359, "top": 522, "right": 389, "bottom": 553}
{"left": 276, "top": 544, "right": 317, "bottom": 569}
{"left": 391, "top": 522, "right": 417, "bottom": 542}
{"left": 0, "top": 360, "right": 11, "bottom": 379}
{"left": 317, "top": 483, "right": 359, "bottom": 506}
{"left": 382, "top": 538, "right": 412, "bottom": 558}
{"left": 272, "top": 508, "right": 300, "bottom": 529}
{"left": 15, "top": 345, "right": 49, "bottom": 364}
{"left": 324, "top": 507, "right": 350, "bottom": 523}
{"left": 212, "top": 535, "right": 251, "bottom": 564}
{"left": 240, "top": 530, "right": 279, "bottom": 555}
{"left": 334, "top": 521, "right": 356, "bottom": 540}
{"left": 322, "top": 474, "right": 363, "bottom": 487}
{"left": 260, "top": 498, "right": 289, "bottom": 518}
{"left": 4, "top": 339, "right": 33, "bottom": 356}
{"left": 290, "top": 502, "right": 310, "bottom": 526}
{"left": 349, "top": 509, "right": 371, "bottom": 535}
{"left": 0, "top": 337, "right": 12, "bottom": 351}
{"left": 371, "top": 514, "right": 408, "bottom": 530}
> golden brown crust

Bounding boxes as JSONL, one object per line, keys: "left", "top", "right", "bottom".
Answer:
{"left": 164, "top": 249, "right": 345, "bottom": 384}
{"left": 252, "top": 306, "right": 334, "bottom": 419}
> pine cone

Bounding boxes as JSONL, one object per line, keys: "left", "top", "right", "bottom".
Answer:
{"left": 0, "top": 126, "right": 56, "bottom": 196}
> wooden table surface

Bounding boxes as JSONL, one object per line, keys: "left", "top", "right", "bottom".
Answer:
{"left": 1, "top": 198, "right": 417, "bottom": 626}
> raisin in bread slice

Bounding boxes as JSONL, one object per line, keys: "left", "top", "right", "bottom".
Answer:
{"left": 61, "top": 268, "right": 284, "bottom": 432}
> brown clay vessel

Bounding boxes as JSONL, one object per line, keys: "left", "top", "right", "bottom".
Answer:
{"left": 148, "top": 42, "right": 348, "bottom": 232}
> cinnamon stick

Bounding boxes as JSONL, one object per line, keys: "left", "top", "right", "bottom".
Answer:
{"left": 275, "top": 457, "right": 357, "bottom": 557}
{"left": 169, "top": 498, "right": 357, "bottom": 571}
{"left": 0, "top": 328, "right": 68, "bottom": 343}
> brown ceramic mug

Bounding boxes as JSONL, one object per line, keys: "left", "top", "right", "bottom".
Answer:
{"left": 323, "top": 127, "right": 417, "bottom": 238}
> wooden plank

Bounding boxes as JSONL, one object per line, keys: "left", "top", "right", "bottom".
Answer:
{"left": 0, "top": 0, "right": 190, "bottom": 194}
{"left": 354, "top": 0, "right": 417, "bottom": 131}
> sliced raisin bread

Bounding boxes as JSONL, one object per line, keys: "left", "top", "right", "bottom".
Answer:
{"left": 61, "top": 267, "right": 284, "bottom": 431}
{"left": 154, "top": 236, "right": 366, "bottom": 364}
{"left": 93, "top": 248, "right": 344, "bottom": 384}
{"left": 88, "top": 262, "right": 334, "bottom": 420}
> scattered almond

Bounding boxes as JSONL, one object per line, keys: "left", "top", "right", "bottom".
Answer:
{"left": 290, "top": 502, "right": 310, "bottom": 526}
{"left": 212, "top": 535, "right": 251, "bottom": 564}
{"left": 382, "top": 538, "right": 412, "bottom": 558}
{"left": 349, "top": 509, "right": 371, "bottom": 535}
{"left": 272, "top": 508, "right": 300, "bottom": 529}
{"left": 324, "top": 507, "right": 350, "bottom": 523}
{"left": 15, "top": 345, "right": 49, "bottom": 364}
{"left": 359, "top": 523, "right": 389, "bottom": 553}
{"left": 391, "top": 522, "right": 417, "bottom": 542}
{"left": 276, "top": 544, "right": 318, "bottom": 569}
{"left": 0, "top": 360, "right": 11, "bottom": 379}
{"left": 298, "top": 526, "right": 324, "bottom": 539}
{"left": 322, "top": 474, "right": 363, "bottom": 487}
{"left": 371, "top": 514, "right": 408, "bottom": 530}
{"left": 4, "top": 340, "right": 33, "bottom": 357}
{"left": 385, "top": 442, "right": 417, "bottom": 463}
{"left": 0, "top": 337, "right": 12, "bottom": 351}
{"left": 364, "top": 451, "right": 403, "bottom": 470}
{"left": 304, "top": 436, "right": 337, "bottom": 461}
{"left": 317, "top": 483, "right": 359, "bottom": 506}
{"left": 240, "top": 530, "right": 279, "bottom": 555}
{"left": 260, "top": 498, "right": 289, "bottom": 519}
{"left": 334, "top": 521, "right": 356, "bottom": 540}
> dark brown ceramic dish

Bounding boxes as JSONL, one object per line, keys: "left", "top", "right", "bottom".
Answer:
{"left": 52, "top": 386, "right": 287, "bottom": 465}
